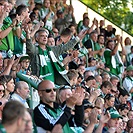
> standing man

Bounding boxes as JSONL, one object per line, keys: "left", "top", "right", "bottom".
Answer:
{"left": 26, "top": 28, "right": 86, "bottom": 85}
{"left": 104, "top": 36, "right": 125, "bottom": 77}
{"left": 34, "top": 80, "right": 84, "bottom": 133}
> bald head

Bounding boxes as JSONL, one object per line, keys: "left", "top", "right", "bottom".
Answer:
{"left": 38, "top": 80, "right": 55, "bottom": 91}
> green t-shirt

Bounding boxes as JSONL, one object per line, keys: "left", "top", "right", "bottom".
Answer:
{"left": 39, "top": 47, "right": 54, "bottom": 82}
{"left": 104, "top": 50, "right": 119, "bottom": 75}
{"left": 0, "top": 17, "right": 14, "bottom": 51}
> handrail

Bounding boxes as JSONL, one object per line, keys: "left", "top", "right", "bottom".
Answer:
{"left": 79, "top": 0, "right": 133, "bottom": 37}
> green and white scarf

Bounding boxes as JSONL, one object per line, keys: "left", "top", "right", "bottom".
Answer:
{"left": 39, "top": 46, "right": 68, "bottom": 79}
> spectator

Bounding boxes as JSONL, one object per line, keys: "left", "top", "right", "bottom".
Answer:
{"left": 21, "top": 111, "right": 33, "bottom": 133}
{"left": 123, "top": 65, "right": 133, "bottom": 94}
{"left": 115, "top": 89, "right": 130, "bottom": 109}
{"left": 105, "top": 25, "right": 116, "bottom": 42}
{"left": 84, "top": 70, "right": 94, "bottom": 81}
{"left": 52, "top": 27, "right": 59, "bottom": 38}
{"left": 47, "top": 34, "right": 56, "bottom": 46}
{"left": 34, "top": 80, "right": 84, "bottom": 132}
{"left": 110, "top": 76, "right": 119, "bottom": 88}
{"left": 124, "top": 37, "right": 132, "bottom": 55}
{"left": 101, "top": 107, "right": 122, "bottom": 133}
{"left": 126, "top": 46, "right": 133, "bottom": 66}
{"left": 67, "top": 69, "right": 79, "bottom": 86}
{"left": 77, "top": 64, "right": 86, "bottom": 78}
{"left": 100, "top": 81, "right": 112, "bottom": 97}
{"left": 0, "top": 100, "right": 27, "bottom": 133}
{"left": 56, "top": 85, "right": 72, "bottom": 104}
{"left": 0, "top": 75, "right": 15, "bottom": 100}
{"left": 101, "top": 72, "right": 110, "bottom": 82}
{"left": 104, "top": 38, "right": 124, "bottom": 77}
{"left": 104, "top": 94, "right": 115, "bottom": 109}
{"left": 11, "top": 81, "right": 30, "bottom": 108}
{"left": 39, "top": 0, "right": 54, "bottom": 31}
{"left": 127, "top": 110, "right": 133, "bottom": 120}
{"left": 125, "top": 119, "right": 133, "bottom": 133}
{"left": 95, "top": 74, "right": 102, "bottom": 86}
{"left": 118, "top": 104, "right": 129, "bottom": 118}
{"left": 99, "top": 20, "right": 106, "bottom": 36}
{"left": 54, "top": 9, "right": 75, "bottom": 34}
{"left": 26, "top": 27, "right": 86, "bottom": 85}
{"left": 84, "top": 31, "right": 104, "bottom": 59}
{"left": 77, "top": 12, "right": 88, "bottom": 34}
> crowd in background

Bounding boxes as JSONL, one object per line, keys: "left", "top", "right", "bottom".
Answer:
{"left": 0, "top": 0, "right": 133, "bottom": 133}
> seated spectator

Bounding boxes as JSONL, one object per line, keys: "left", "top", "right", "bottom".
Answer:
{"left": 125, "top": 119, "right": 133, "bottom": 133}
{"left": 0, "top": 75, "right": 15, "bottom": 100}
{"left": 127, "top": 110, "right": 133, "bottom": 120}
{"left": 77, "top": 64, "right": 86, "bottom": 78}
{"left": 118, "top": 104, "right": 129, "bottom": 119}
{"left": 101, "top": 72, "right": 110, "bottom": 82}
{"left": 52, "top": 27, "right": 59, "bottom": 38}
{"left": 82, "top": 100, "right": 94, "bottom": 130}
{"left": 110, "top": 76, "right": 119, "bottom": 88}
{"left": 84, "top": 70, "right": 94, "bottom": 81}
{"left": 123, "top": 65, "right": 133, "bottom": 95}
{"left": 85, "top": 76, "right": 98, "bottom": 93}
{"left": 34, "top": 80, "right": 84, "bottom": 132}
{"left": 95, "top": 74, "right": 102, "bottom": 87}
{"left": 115, "top": 89, "right": 130, "bottom": 110}
{"left": 56, "top": 85, "right": 72, "bottom": 104}
{"left": 67, "top": 69, "right": 79, "bottom": 86}
{"left": 100, "top": 81, "right": 113, "bottom": 97}
{"left": 11, "top": 81, "right": 30, "bottom": 108}
{"left": 104, "top": 94, "right": 115, "bottom": 109}
{"left": 47, "top": 34, "right": 56, "bottom": 46}
{"left": 101, "top": 107, "right": 122, "bottom": 133}
{"left": 21, "top": 110, "right": 33, "bottom": 133}
{"left": 0, "top": 100, "right": 27, "bottom": 133}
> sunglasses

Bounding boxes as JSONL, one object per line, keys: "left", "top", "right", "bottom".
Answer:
{"left": 111, "top": 89, "right": 118, "bottom": 93}
{"left": 0, "top": 90, "right": 5, "bottom": 93}
{"left": 40, "top": 88, "right": 56, "bottom": 93}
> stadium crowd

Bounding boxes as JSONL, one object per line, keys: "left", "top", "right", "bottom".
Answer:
{"left": 0, "top": 0, "right": 133, "bottom": 133}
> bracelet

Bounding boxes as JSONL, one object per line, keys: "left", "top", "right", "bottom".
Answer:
{"left": 12, "top": 70, "right": 16, "bottom": 71}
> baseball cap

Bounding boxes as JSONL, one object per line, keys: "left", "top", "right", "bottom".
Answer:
{"left": 126, "top": 65, "right": 133, "bottom": 71}
{"left": 83, "top": 99, "right": 94, "bottom": 110}
{"left": 56, "top": 10, "right": 63, "bottom": 15}
{"left": 107, "top": 107, "right": 123, "bottom": 119}
{"left": 20, "top": 54, "right": 30, "bottom": 62}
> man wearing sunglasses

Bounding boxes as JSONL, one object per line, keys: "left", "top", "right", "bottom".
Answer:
{"left": 34, "top": 80, "right": 84, "bottom": 133}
